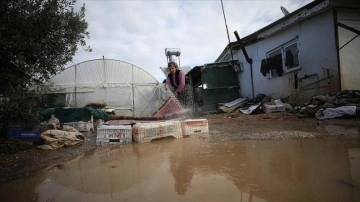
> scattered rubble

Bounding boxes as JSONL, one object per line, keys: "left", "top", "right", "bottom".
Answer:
{"left": 219, "top": 90, "right": 360, "bottom": 120}
{"left": 299, "top": 90, "right": 360, "bottom": 119}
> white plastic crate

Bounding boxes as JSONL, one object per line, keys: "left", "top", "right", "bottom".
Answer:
{"left": 132, "top": 121, "right": 182, "bottom": 143}
{"left": 159, "top": 121, "right": 182, "bottom": 139}
{"left": 262, "top": 100, "right": 286, "bottom": 114}
{"left": 132, "top": 122, "right": 160, "bottom": 143}
{"left": 181, "top": 119, "right": 209, "bottom": 136}
{"left": 96, "top": 125, "right": 132, "bottom": 145}
{"left": 63, "top": 121, "right": 94, "bottom": 132}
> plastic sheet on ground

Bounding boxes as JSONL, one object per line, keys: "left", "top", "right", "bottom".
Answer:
{"left": 299, "top": 90, "right": 360, "bottom": 118}
{"left": 219, "top": 98, "right": 248, "bottom": 113}
{"left": 315, "top": 106, "right": 357, "bottom": 120}
{"left": 240, "top": 104, "right": 261, "bottom": 115}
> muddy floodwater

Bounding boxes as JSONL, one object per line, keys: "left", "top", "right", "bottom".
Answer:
{"left": 1, "top": 137, "right": 360, "bottom": 202}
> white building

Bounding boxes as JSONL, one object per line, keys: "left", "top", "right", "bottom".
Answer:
{"left": 216, "top": 0, "right": 360, "bottom": 104}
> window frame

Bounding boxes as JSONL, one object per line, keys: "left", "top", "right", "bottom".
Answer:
{"left": 267, "top": 39, "right": 300, "bottom": 78}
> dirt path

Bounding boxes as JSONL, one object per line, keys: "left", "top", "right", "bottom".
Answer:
{"left": 1, "top": 112, "right": 359, "bottom": 183}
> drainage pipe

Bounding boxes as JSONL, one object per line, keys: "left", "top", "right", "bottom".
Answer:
{"left": 234, "top": 31, "right": 254, "bottom": 99}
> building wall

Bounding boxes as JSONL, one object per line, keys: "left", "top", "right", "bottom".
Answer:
{"left": 236, "top": 10, "right": 339, "bottom": 104}
{"left": 337, "top": 8, "right": 360, "bottom": 90}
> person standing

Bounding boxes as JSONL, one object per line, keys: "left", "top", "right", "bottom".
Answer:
{"left": 165, "top": 61, "right": 186, "bottom": 98}
{"left": 164, "top": 61, "right": 194, "bottom": 116}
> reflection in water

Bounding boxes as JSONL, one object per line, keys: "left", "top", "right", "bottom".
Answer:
{"left": 170, "top": 156, "right": 194, "bottom": 195}
{"left": 0, "top": 138, "right": 359, "bottom": 202}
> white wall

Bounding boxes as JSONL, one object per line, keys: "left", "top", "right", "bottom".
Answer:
{"left": 337, "top": 8, "right": 360, "bottom": 90}
{"left": 237, "top": 10, "right": 339, "bottom": 103}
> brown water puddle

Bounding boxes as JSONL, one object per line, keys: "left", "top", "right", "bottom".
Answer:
{"left": 1, "top": 138, "right": 359, "bottom": 202}
{"left": 317, "top": 123, "right": 360, "bottom": 138}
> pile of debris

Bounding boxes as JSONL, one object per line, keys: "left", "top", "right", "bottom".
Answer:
{"left": 298, "top": 90, "right": 360, "bottom": 119}
{"left": 219, "top": 94, "right": 291, "bottom": 115}
{"left": 218, "top": 90, "right": 360, "bottom": 120}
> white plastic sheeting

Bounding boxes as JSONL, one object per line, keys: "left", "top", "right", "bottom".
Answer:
{"left": 45, "top": 59, "right": 167, "bottom": 117}
{"left": 315, "top": 106, "right": 357, "bottom": 120}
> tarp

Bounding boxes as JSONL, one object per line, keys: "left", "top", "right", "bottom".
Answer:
{"left": 315, "top": 105, "right": 357, "bottom": 120}
{"left": 39, "top": 107, "right": 111, "bottom": 123}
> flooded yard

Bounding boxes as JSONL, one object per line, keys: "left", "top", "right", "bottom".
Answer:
{"left": 1, "top": 137, "right": 359, "bottom": 202}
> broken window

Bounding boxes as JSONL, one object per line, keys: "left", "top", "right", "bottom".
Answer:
{"left": 284, "top": 43, "right": 299, "bottom": 70}
{"left": 268, "top": 49, "right": 283, "bottom": 77}
{"left": 267, "top": 40, "right": 300, "bottom": 78}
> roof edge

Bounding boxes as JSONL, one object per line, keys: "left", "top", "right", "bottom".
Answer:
{"left": 216, "top": 0, "right": 334, "bottom": 62}
{"left": 62, "top": 58, "right": 159, "bottom": 83}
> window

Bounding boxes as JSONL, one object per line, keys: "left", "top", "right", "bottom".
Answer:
{"left": 285, "top": 43, "right": 299, "bottom": 70}
{"left": 267, "top": 40, "right": 300, "bottom": 78}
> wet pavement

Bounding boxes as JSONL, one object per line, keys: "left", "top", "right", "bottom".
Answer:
{"left": 1, "top": 136, "right": 359, "bottom": 202}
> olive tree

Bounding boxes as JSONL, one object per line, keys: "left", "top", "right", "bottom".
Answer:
{"left": 0, "top": 0, "right": 91, "bottom": 135}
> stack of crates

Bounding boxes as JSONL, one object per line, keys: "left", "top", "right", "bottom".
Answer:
{"left": 96, "top": 125, "right": 132, "bottom": 146}
{"left": 132, "top": 121, "right": 182, "bottom": 143}
{"left": 181, "top": 119, "right": 209, "bottom": 136}
{"left": 153, "top": 97, "right": 185, "bottom": 118}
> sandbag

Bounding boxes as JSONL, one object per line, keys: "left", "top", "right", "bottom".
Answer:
{"left": 41, "top": 128, "right": 84, "bottom": 149}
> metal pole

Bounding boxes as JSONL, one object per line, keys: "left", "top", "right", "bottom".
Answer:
{"left": 221, "top": 0, "right": 234, "bottom": 61}
{"left": 74, "top": 65, "right": 77, "bottom": 107}
{"left": 132, "top": 65, "right": 135, "bottom": 117}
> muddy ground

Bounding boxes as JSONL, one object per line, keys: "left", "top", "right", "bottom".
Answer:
{"left": 1, "top": 111, "right": 359, "bottom": 183}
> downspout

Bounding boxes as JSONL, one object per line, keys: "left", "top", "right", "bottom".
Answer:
{"left": 234, "top": 31, "right": 254, "bottom": 99}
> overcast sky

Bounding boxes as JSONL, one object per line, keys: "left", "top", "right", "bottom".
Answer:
{"left": 69, "top": 0, "right": 313, "bottom": 82}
